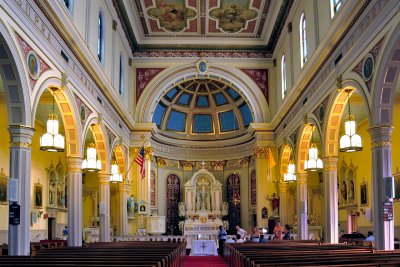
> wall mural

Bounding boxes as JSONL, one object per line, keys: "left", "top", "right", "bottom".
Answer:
{"left": 227, "top": 173, "right": 240, "bottom": 232}
{"left": 147, "top": 0, "right": 196, "bottom": 32}
{"left": 150, "top": 170, "right": 156, "bottom": 206}
{"left": 250, "top": 170, "right": 256, "bottom": 205}
{"left": 166, "top": 173, "right": 180, "bottom": 235}
{"left": 209, "top": 0, "right": 258, "bottom": 33}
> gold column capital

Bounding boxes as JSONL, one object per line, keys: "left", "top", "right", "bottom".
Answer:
{"left": 253, "top": 146, "right": 269, "bottom": 159}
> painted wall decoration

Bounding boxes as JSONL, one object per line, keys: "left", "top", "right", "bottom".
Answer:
{"left": 250, "top": 170, "right": 256, "bottom": 205}
{"left": 166, "top": 173, "right": 180, "bottom": 235}
{"left": 27, "top": 51, "right": 39, "bottom": 80}
{"left": 227, "top": 173, "right": 240, "bottom": 232}
{"left": 150, "top": 170, "right": 156, "bottom": 206}
{"left": 240, "top": 69, "right": 269, "bottom": 104}
{"left": 0, "top": 168, "right": 7, "bottom": 204}
{"left": 209, "top": 0, "right": 258, "bottom": 33}
{"left": 136, "top": 68, "right": 165, "bottom": 103}
{"left": 147, "top": 0, "right": 197, "bottom": 32}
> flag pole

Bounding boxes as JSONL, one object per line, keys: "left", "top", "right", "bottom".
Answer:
{"left": 122, "top": 144, "right": 145, "bottom": 183}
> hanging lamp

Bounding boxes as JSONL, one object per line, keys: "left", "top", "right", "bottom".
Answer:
{"left": 40, "top": 88, "right": 65, "bottom": 152}
{"left": 339, "top": 90, "right": 362, "bottom": 152}
{"left": 110, "top": 160, "right": 122, "bottom": 183}
{"left": 304, "top": 126, "right": 323, "bottom": 171}
{"left": 82, "top": 143, "right": 101, "bottom": 172}
{"left": 284, "top": 160, "right": 296, "bottom": 182}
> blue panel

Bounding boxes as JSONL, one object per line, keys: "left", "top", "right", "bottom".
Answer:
{"left": 196, "top": 96, "right": 209, "bottom": 107}
{"left": 239, "top": 103, "right": 253, "bottom": 127}
{"left": 152, "top": 103, "right": 166, "bottom": 128}
{"left": 177, "top": 93, "right": 192, "bottom": 106}
{"left": 226, "top": 88, "right": 240, "bottom": 101}
{"left": 167, "top": 110, "right": 186, "bottom": 132}
{"left": 193, "top": 114, "right": 213, "bottom": 133}
{"left": 164, "top": 87, "right": 180, "bottom": 101}
{"left": 213, "top": 93, "right": 228, "bottom": 106}
{"left": 219, "top": 110, "right": 239, "bottom": 132}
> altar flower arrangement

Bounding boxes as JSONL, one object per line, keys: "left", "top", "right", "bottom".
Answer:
{"left": 189, "top": 214, "right": 199, "bottom": 221}
{"left": 208, "top": 214, "right": 216, "bottom": 221}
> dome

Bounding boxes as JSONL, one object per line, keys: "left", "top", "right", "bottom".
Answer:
{"left": 152, "top": 78, "right": 254, "bottom": 141}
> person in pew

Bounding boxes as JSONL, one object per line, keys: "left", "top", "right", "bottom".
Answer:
{"left": 259, "top": 234, "right": 267, "bottom": 243}
{"left": 236, "top": 225, "right": 247, "bottom": 239}
{"left": 225, "top": 235, "right": 235, "bottom": 243}
{"left": 365, "top": 231, "right": 374, "bottom": 241}
{"left": 283, "top": 224, "right": 291, "bottom": 240}
{"left": 235, "top": 234, "right": 244, "bottom": 243}
{"left": 273, "top": 222, "right": 283, "bottom": 240}
{"left": 250, "top": 227, "right": 260, "bottom": 242}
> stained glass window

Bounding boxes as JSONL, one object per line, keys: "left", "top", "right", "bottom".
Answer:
{"left": 193, "top": 114, "right": 213, "bottom": 133}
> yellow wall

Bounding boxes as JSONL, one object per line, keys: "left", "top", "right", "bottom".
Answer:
{"left": 391, "top": 99, "right": 400, "bottom": 238}
{"left": 0, "top": 101, "right": 9, "bottom": 229}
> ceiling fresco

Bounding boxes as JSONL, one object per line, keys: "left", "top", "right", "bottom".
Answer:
{"left": 114, "top": 0, "right": 293, "bottom": 52}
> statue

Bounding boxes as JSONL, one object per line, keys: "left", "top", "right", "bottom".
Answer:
{"left": 341, "top": 181, "right": 347, "bottom": 203}
{"left": 271, "top": 193, "right": 279, "bottom": 217}
{"left": 179, "top": 202, "right": 185, "bottom": 216}
{"left": 127, "top": 194, "right": 136, "bottom": 217}
{"left": 196, "top": 189, "right": 202, "bottom": 211}
{"left": 205, "top": 188, "right": 211, "bottom": 211}
{"left": 222, "top": 202, "right": 228, "bottom": 216}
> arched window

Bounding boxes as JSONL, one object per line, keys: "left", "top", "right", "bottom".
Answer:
{"left": 63, "top": 0, "right": 73, "bottom": 14}
{"left": 330, "top": 0, "right": 342, "bottom": 18}
{"left": 299, "top": 12, "right": 307, "bottom": 68}
{"left": 97, "top": 10, "right": 105, "bottom": 63}
{"left": 281, "top": 55, "right": 287, "bottom": 99}
{"left": 119, "top": 53, "right": 124, "bottom": 95}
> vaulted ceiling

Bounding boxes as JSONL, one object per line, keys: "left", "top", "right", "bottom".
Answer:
{"left": 114, "top": 0, "right": 293, "bottom": 53}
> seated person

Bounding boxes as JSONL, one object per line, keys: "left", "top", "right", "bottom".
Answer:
{"left": 235, "top": 234, "right": 244, "bottom": 243}
{"left": 225, "top": 235, "right": 235, "bottom": 243}
{"left": 259, "top": 234, "right": 267, "bottom": 243}
{"left": 283, "top": 224, "right": 291, "bottom": 240}
{"left": 365, "top": 231, "right": 374, "bottom": 241}
{"left": 250, "top": 227, "right": 260, "bottom": 242}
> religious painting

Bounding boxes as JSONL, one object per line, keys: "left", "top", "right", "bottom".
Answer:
{"left": 150, "top": 170, "right": 156, "bottom": 207}
{"left": 360, "top": 182, "right": 367, "bottom": 206}
{"left": 227, "top": 173, "right": 240, "bottom": 232}
{"left": 34, "top": 182, "right": 43, "bottom": 208}
{"left": 27, "top": 51, "right": 40, "bottom": 80}
{"left": 0, "top": 168, "right": 8, "bottom": 204}
{"left": 250, "top": 170, "right": 256, "bottom": 205}
{"left": 147, "top": 0, "right": 196, "bottom": 32}
{"left": 166, "top": 174, "right": 180, "bottom": 235}
{"left": 138, "top": 203, "right": 147, "bottom": 214}
{"left": 394, "top": 172, "right": 400, "bottom": 201}
{"left": 209, "top": 0, "right": 258, "bottom": 33}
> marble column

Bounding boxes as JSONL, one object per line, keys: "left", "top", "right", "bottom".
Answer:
{"left": 279, "top": 182, "right": 288, "bottom": 226}
{"left": 118, "top": 182, "right": 129, "bottom": 236}
{"left": 67, "top": 156, "right": 83, "bottom": 247}
{"left": 253, "top": 147, "right": 269, "bottom": 229}
{"left": 297, "top": 172, "right": 308, "bottom": 240}
{"left": 323, "top": 157, "right": 338, "bottom": 243}
{"left": 369, "top": 126, "right": 394, "bottom": 250}
{"left": 99, "top": 172, "right": 110, "bottom": 242}
{"left": 8, "top": 125, "right": 35, "bottom": 256}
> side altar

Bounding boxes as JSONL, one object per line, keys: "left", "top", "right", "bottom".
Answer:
{"left": 179, "top": 167, "right": 228, "bottom": 249}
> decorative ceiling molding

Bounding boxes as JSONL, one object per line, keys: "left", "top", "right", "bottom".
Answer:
{"left": 240, "top": 69, "right": 269, "bottom": 104}
{"left": 136, "top": 68, "right": 165, "bottom": 103}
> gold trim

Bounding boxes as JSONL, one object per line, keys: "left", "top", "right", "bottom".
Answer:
{"left": 253, "top": 147, "right": 268, "bottom": 159}
{"left": 9, "top": 141, "right": 31, "bottom": 148}
{"left": 67, "top": 168, "right": 82, "bottom": 173}
{"left": 371, "top": 141, "right": 391, "bottom": 148}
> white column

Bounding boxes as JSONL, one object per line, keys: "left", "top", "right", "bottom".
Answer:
{"left": 118, "top": 182, "right": 129, "bottom": 236}
{"left": 369, "top": 126, "right": 394, "bottom": 250}
{"left": 279, "top": 182, "right": 288, "bottom": 226}
{"left": 8, "top": 125, "right": 35, "bottom": 256}
{"left": 99, "top": 172, "right": 110, "bottom": 242}
{"left": 297, "top": 172, "right": 308, "bottom": 240}
{"left": 67, "top": 156, "right": 83, "bottom": 247}
{"left": 323, "top": 157, "right": 338, "bottom": 243}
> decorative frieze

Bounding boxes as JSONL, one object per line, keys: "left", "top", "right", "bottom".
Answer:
{"left": 368, "top": 126, "right": 393, "bottom": 148}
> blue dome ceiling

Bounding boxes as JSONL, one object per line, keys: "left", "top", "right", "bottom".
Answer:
{"left": 152, "top": 78, "right": 253, "bottom": 141}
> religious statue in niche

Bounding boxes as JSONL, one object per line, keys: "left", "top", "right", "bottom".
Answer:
{"left": 127, "top": 194, "right": 137, "bottom": 218}
{"left": 46, "top": 159, "right": 66, "bottom": 209}
{"left": 178, "top": 202, "right": 185, "bottom": 217}
{"left": 195, "top": 177, "right": 212, "bottom": 211}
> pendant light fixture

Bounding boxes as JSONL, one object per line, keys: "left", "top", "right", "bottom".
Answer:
{"left": 110, "top": 160, "right": 122, "bottom": 183}
{"left": 40, "top": 88, "right": 65, "bottom": 152}
{"left": 304, "top": 125, "right": 323, "bottom": 171}
{"left": 82, "top": 142, "right": 101, "bottom": 172}
{"left": 339, "top": 90, "right": 362, "bottom": 152}
{"left": 284, "top": 160, "right": 296, "bottom": 182}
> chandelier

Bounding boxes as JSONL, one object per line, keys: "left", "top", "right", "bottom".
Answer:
{"left": 82, "top": 143, "right": 101, "bottom": 172}
{"left": 339, "top": 90, "right": 362, "bottom": 152}
{"left": 284, "top": 161, "right": 296, "bottom": 182}
{"left": 40, "top": 88, "right": 65, "bottom": 152}
{"left": 304, "top": 126, "right": 323, "bottom": 171}
{"left": 110, "top": 161, "right": 122, "bottom": 183}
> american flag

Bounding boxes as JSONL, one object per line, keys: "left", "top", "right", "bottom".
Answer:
{"left": 134, "top": 146, "right": 145, "bottom": 179}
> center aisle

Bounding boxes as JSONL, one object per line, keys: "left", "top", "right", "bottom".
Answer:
{"left": 183, "top": 256, "right": 228, "bottom": 267}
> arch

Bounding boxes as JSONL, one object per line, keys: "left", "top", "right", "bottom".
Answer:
{"left": 82, "top": 117, "right": 110, "bottom": 172}
{"left": 0, "top": 22, "right": 31, "bottom": 126}
{"left": 280, "top": 143, "right": 295, "bottom": 178}
{"left": 111, "top": 144, "right": 125, "bottom": 175}
{"left": 371, "top": 23, "right": 400, "bottom": 126}
{"left": 136, "top": 63, "right": 270, "bottom": 124}
{"left": 31, "top": 75, "right": 82, "bottom": 157}
{"left": 323, "top": 76, "right": 370, "bottom": 157}
{"left": 296, "top": 120, "right": 322, "bottom": 172}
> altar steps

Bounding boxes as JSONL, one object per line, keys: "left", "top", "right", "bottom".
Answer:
{"left": 183, "top": 256, "right": 228, "bottom": 267}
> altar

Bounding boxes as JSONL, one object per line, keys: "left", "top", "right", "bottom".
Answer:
{"left": 179, "top": 166, "right": 227, "bottom": 249}
{"left": 190, "top": 240, "right": 218, "bottom": 256}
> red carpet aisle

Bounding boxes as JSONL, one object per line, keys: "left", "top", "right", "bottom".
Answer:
{"left": 183, "top": 256, "right": 228, "bottom": 267}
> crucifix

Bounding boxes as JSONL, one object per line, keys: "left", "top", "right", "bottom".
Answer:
{"left": 200, "top": 161, "right": 206, "bottom": 170}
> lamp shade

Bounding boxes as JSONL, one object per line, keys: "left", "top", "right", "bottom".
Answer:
{"left": 40, "top": 113, "right": 65, "bottom": 152}
{"left": 339, "top": 114, "right": 362, "bottom": 152}
{"left": 304, "top": 143, "right": 323, "bottom": 171}
{"left": 284, "top": 162, "right": 296, "bottom": 182}
{"left": 82, "top": 143, "right": 101, "bottom": 172}
{"left": 110, "top": 161, "right": 122, "bottom": 183}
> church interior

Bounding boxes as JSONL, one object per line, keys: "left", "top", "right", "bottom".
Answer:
{"left": 0, "top": 0, "right": 400, "bottom": 264}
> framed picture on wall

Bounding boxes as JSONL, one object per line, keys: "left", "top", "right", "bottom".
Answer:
{"left": 360, "top": 182, "right": 367, "bottom": 206}
{"left": 0, "top": 168, "right": 8, "bottom": 204}
{"left": 34, "top": 182, "right": 43, "bottom": 208}
{"left": 394, "top": 172, "right": 400, "bottom": 201}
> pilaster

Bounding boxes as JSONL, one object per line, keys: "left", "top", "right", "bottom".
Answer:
{"left": 279, "top": 182, "right": 288, "bottom": 226}
{"left": 8, "top": 125, "right": 35, "bottom": 256}
{"left": 66, "top": 156, "right": 83, "bottom": 247}
{"left": 368, "top": 126, "right": 394, "bottom": 250}
{"left": 297, "top": 172, "right": 308, "bottom": 240}
{"left": 118, "top": 182, "right": 129, "bottom": 236}
{"left": 253, "top": 146, "right": 269, "bottom": 228}
{"left": 323, "top": 157, "right": 339, "bottom": 243}
{"left": 99, "top": 172, "right": 110, "bottom": 242}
